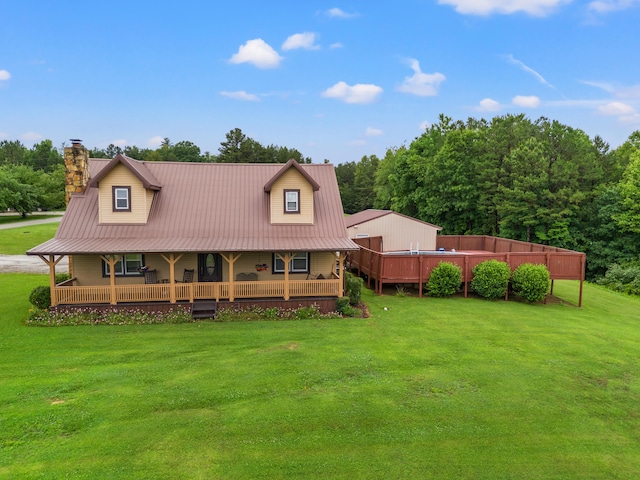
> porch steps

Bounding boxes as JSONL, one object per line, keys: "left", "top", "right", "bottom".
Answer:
{"left": 191, "top": 300, "right": 217, "bottom": 319}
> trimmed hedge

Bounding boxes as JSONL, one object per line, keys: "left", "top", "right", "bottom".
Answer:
{"left": 427, "top": 262, "right": 462, "bottom": 297}
{"left": 511, "top": 263, "right": 550, "bottom": 302}
{"left": 29, "top": 286, "right": 51, "bottom": 309}
{"left": 345, "top": 271, "right": 364, "bottom": 305}
{"left": 471, "top": 260, "right": 511, "bottom": 299}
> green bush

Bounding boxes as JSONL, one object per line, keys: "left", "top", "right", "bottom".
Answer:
{"left": 29, "top": 286, "right": 51, "bottom": 309}
{"left": 511, "top": 263, "right": 550, "bottom": 302}
{"left": 55, "top": 273, "right": 71, "bottom": 284}
{"left": 427, "top": 262, "right": 462, "bottom": 297}
{"left": 471, "top": 260, "right": 511, "bottom": 299}
{"left": 344, "top": 271, "right": 364, "bottom": 305}
{"left": 597, "top": 263, "right": 640, "bottom": 296}
{"left": 336, "top": 296, "right": 358, "bottom": 317}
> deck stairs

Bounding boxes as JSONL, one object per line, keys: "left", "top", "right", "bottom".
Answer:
{"left": 191, "top": 300, "right": 217, "bottom": 319}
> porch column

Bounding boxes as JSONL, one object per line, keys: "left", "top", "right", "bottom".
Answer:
{"left": 338, "top": 252, "right": 346, "bottom": 297}
{"left": 100, "top": 255, "right": 122, "bottom": 305}
{"left": 220, "top": 253, "right": 241, "bottom": 302}
{"left": 38, "top": 254, "right": 65, "bottom": 307}
{"left": 161, "top": 253, "right": 184, "bottom": 303}
{"left": 276, "top": 253, "right": 292, "bottom": 301}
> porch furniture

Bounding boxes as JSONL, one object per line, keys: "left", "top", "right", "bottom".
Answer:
{"left": 144, "top": 269, "right": 159, "bottom": 284}
{"left": 176, "top": 268, "right": 194, "bottom": 283}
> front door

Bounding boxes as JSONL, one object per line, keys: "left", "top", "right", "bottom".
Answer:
{"left": 198, "top": 253, "right": 222, "bottom": 282}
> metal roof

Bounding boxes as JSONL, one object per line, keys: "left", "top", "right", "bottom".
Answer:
{"left": 28, "top": 159, "right": 359, "bottom": 255}
{"left": 345, "top": 209, "right": 442, "bottom": 230}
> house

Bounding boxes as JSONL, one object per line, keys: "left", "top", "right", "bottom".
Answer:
{"left": 345, "top": 209, "right": 442, "bottom": 252}
{"left": 27, "top": 141, "right": 359, "bottom": 312}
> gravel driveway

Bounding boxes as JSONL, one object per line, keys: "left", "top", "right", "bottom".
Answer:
{"left": 0, "top": 214, "right": 67, "bottom": 274}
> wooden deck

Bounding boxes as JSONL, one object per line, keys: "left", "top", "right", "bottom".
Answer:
{"left": 52, "top": 278, "right": 342, "bottom": 306}
{"left": 350, "top": 235, "right": 586, "bottom": 306}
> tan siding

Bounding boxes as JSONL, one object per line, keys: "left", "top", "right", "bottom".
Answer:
{"left": 270, "top": 168, "right": 314, "bottom": 224}
{"left": 348, "top": 214, "right": 439, "bottom": 251}
{"left": 98, "top": 164, "right": 152, "bottom": 224}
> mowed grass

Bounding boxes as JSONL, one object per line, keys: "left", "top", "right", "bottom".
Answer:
{"left": 1, "top": 274, "right": 639, "bottom": 479}
{"left": 0, "top": 214, "right": 62, "bottom": 226}
{"left": 0, "top": 223, "right": 60, "bottom": 255}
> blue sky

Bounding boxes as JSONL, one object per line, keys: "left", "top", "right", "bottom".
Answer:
{"left": 1, "top": 1, "right": 639, "bottom": 164}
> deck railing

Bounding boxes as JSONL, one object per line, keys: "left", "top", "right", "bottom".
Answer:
{"left": 53, "top": 279, "right": 341, "bottom": 306}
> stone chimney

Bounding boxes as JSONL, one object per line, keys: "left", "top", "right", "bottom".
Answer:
{"left": 64, "top": 139, "right": 90, "bottom": 206}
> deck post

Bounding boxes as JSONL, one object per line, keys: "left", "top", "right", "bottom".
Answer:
{"left": 161, "top": 253, "right": 184, "bottom": 304}
{"left": 221, "top": 253, "right": 241, "bottom": 301}
{"left": 39, "top": 254, "right": 64, "bottom": 307}
{"left": 101, "top": 255, "right": 122, "bottom": 305}
{"left": 418, "top": 256, "right": 423, "bottom": 298}
{"left": 579, "top": 254, "right": 586, "bottom": 307}
{"left": 464, "top": 255, "right": 469, "bottom": 298}
{"left": 338, "top": 252, "right": 346, "bottom": 297}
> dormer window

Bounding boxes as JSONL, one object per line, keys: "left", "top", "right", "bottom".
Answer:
{"left": 284, "top": 189, "right": 300, "bottom": 214}
{"left": 113, "top": 186, "right": 131, "bottom": 212}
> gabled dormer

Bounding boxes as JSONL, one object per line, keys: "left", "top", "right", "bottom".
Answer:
{"left": 264, "top": 159, "right": 320, "bottom": 225}
{"left": 88, "top": 154, "right": 161, "bottom": 224}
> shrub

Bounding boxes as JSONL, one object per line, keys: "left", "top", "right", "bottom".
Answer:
{"left": 336, "top": 296, "right": 358, "bottom": 317}
{"left": 427, "top": 262, "right": 462, "bottom": 297}
{"left": 597, "top": 263, "right": 640, "bottom": 296}
{"left": 29, "top": 286, "right": 51, "bottom": 309}
{"left": 55, "top": 273, "right": 71, "bottom": 284}
{"left": 344, "top": 271, "right": 364, "bottom": 305}
{"left": 471, "top": 260, "right": 511, "bottom": 299}
{"left": 511, "top": 263, "right": 550, "bottom": 302}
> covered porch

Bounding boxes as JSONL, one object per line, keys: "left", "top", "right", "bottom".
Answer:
{"left": 39, "top": 251, "right": 347, "bottom": 307}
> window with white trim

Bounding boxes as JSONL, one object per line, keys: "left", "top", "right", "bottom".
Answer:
{"left": 284, "top": 189, "right": 300, "bottom": 213}
{"left": 273, "top": 252, "right": 309, "bottom": 273}
{"left": 113, "top": 186, "right": 131, "bottom": 211}
{"left": 103, "top": 254, "right": 144, "bottom": 276}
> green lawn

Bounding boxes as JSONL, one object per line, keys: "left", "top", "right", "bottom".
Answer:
{"left": 0, "top": 214, "right": 62, "bottom": 225}
{"left": 1, "top": 274, "right": 639, "bottom": 479}
{"left": 0, "top": 223, "right": 60, "bottom": 254}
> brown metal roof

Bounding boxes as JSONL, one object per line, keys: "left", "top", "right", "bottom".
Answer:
{"left": 264, "top": 158, "right": 320, "bottom": 192}
{"left": 28, "top": 159, "right": 358, "bottom": 255}
{"left": 88, "top": 154, "right": 161, "bottom": 190}
{"left": 345, "top": 209, "right": 442, "bottom": 230}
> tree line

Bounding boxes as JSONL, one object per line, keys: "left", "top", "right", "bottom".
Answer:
{"left": 0, "top": 128, "right": 311, "bottom": 216}
{"left": 336, "top": 114, "right": 640, "bottom": 281}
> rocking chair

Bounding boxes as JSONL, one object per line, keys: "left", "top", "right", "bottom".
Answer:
{"left": 144, "top": 269, "right": 159, "bottom": 284}
{"left": 176, "top": 268, "right": 194, "bottom": 283}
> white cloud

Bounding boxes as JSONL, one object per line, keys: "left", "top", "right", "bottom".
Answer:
{"left": 588, "top": 0, "right": 640, "bottom": 13}
{"left": 419, "top": 120, "right": 431, "bottom": 130}
{"left": 598, "top": 101, "right": 636, "bottom": 115}
{"left": 438, "top": 0, "right": 570, "bottom": 16}
{"left": 506, "top": 54, "right": 555, "bottom": 88}
{"left": 322, "top": 81, "right": 383, "bottom": 104}
{"left": 0, "top": 69, "right": 10, "bottom": 81}
{"left": 282, "top": 32, "right": 320, "bottom": 51}
{"left": 365, "top": 127, "right": 383, "bottom": 136}
{"left": 220, "top": 90, "right": 260, "bottom": 102}
{"left": 477, "top": 98, "right": 502, "bottom": 112}
{"left": 0, "top": 132, "right": 8, "bottom": 139}
{"left": 582, "top": 80, "right": 640, "bottom": 99}
{"left": 147, "top": 136, "right": 164, "bottom": 148}
{"left": 329, "top": 42, "right": 343, "bottom": 49}
{"left": 21, "top": 131, "right": 43, "bottom": 142}
{"left": 397, "top": 59, "right": 446, "bottom": 97}
{"left": 512, "top": 95, "right": 541, "bottom": 107}
{"left": 325, "top": 7, "right": 358, "bottom": 18}
{"left": 229, "top": 39, "right": 283, "bottom": 69}
{"left": 111, "top": 139, "right": 127, "bottom": 147}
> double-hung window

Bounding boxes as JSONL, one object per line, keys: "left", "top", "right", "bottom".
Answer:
{"left": 103, "top": 254, "right": 144, "bottom": 276}
{"left": 113, "top": 186, "right": 131, "bottom": 211}
{"left": 284, "top": 189, "right": 300, "bottom": 214}
{"left": 273, "top": 252, "right": 309, "bottom": 274}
